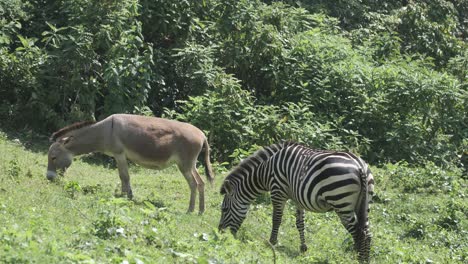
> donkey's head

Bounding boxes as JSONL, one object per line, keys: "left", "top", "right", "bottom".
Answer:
{"left": 46, "top": 137, "right": 74, "bottom": 181}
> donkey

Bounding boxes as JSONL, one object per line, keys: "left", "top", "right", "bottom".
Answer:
{"left": 46, "top": 114, "right": 214, "bottom": 213}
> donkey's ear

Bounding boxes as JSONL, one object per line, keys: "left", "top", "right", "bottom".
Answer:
{"left": 220, "top": 180, "right": 233, "bottom": 195}
{"left": 59, "top": 136, "right": 73, "bottom": 145}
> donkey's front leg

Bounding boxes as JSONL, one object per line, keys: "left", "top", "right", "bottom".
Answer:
{"left": 114, "top": 153, "right": 133, "bottom": 199}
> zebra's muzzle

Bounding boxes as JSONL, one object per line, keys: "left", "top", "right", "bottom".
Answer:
{"left": 218, "top": 224, "right": 226, "bottom": 232}
{"left": 218, "top": 225, "right": 237, "bottom": 235}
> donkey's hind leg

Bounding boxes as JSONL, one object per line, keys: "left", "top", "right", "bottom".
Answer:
{"left": 114, "top": 153, "right": 133, "bottom": 199}
{"left": 178, "top": 164, "right": 197, "bottom": 213}
{"left": 192, "top": 167, "right": 205, "bottom": 214}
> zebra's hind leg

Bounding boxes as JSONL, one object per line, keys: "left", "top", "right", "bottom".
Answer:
{"left": 337, "top": 211, "right": 371, "bottom": 263}
{"left": 295, "top": 208, "right": 308, "bottom": 252}
{"left": 336, "top": 211, "right": 359, "bottom": 250}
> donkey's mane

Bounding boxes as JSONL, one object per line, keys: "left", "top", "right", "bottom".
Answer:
{"left": 50, "top": 120, "right": 96, "bottom": 142}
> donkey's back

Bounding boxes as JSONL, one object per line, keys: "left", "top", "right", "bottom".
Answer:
{"left": 109, "top": 114, "right": 206, "bottom": 168}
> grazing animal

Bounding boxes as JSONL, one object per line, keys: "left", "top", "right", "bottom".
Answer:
{"left": 46, "top": 114, "right": 214, "bottom": 213}
{"left": 218, "top": 141, "right": 374, "bottom": 263}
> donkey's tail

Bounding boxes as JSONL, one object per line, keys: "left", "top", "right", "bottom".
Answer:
{"left": 202, "top": 137, "right": 215, "bottom": 186}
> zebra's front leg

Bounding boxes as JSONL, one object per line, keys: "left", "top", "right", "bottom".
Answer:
{"left": 269, "top": 197, "right": 286, "bottom": 246}
{"left": 296, "top": 208, "right": 307, "bottom": 252}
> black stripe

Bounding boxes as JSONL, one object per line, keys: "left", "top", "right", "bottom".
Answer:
{"left": 241, "top": 178, "right": 256, "bottom": 199}
{"left": 258, "top": 150, "right": 268, "bottom": 161}
{"left": 275, "top": 173, "right": 289, "bottom": 188}
{"left": 277, "top": 148, "right": 287, "bottom": 175}
{"left": 333, "top": 202, "right": 351, "bottom": 209}
{"left": 317, "top": 178, "right": 360, "bottom": 197}
{"left": 320, "top": 166, "right": 357, "bottom": 179}
{"left": 324, "top": 191, "right": 356, "bottom": 201}
{"left": 313, "top": 155, "right": 357, "bottom": 172}
{"left": 252, "top": 169, "right": 264, "bottom": 190}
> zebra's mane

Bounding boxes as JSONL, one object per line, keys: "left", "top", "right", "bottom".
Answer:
{"left": 225, "top": 141, "right": 299, "bottom": 181}
{"left": 50, "top": 120, "right": 96, "bottom": 142}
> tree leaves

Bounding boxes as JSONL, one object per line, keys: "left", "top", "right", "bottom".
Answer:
{"left": 0, "top": 0, "right": 466, "bottom": 166}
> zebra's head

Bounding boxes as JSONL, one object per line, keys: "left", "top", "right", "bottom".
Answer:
{"left": 218, "top": 180, "right": 249, "bottom": 234}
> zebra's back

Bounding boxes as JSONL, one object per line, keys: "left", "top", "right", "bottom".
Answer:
{"left": 271, "top": 144, "right": 373, "bottom": 213}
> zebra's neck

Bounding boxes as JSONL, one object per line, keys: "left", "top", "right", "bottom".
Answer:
{"left": 226, "top": 143, "right": 286, "bottom": 202}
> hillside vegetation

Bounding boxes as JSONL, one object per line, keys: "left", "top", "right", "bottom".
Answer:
{"left": 0, "top": 133, "right": 466, "bottom": 263}
{"left": 0, "top": 1, "right": 467, "bottom": 263}
{"left": 0, "top": 0, "right": 466, "bottom": 166}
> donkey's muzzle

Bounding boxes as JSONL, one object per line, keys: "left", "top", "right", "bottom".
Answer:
{"left": 46, "top": 170, "right": 57, "bottom": 181}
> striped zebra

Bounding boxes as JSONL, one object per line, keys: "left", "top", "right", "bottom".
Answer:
{"left": 218, "top": 141, "right": 374, "bottom": 263}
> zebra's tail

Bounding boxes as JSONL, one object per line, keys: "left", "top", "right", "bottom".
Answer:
{"left": 356, "top": 167, "right": 371, "bottom": 263}
{"left": 202, "top": 137, "right": 215, "bottom": 187}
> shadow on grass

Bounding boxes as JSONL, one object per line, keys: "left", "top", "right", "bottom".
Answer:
{"left": 0, "top": 128, "right": 115, "bottom": 168}
{"left": 271, "top": 244, "right": 331, "bottom": 264}
{"left": 79, "top": 153, "right": 116, "bottom": 168}
{"left": 0, "top": 128, "right": 50, "bottom": 154}
{"left": 275, "top": 244, "right": 300, "bottom": 258}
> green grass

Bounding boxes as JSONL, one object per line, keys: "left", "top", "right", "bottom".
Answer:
{"left": 0, "top": 131, "right": 466, "bottom": 263}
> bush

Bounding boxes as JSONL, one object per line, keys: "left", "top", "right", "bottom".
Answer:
{"left": 381, "top": 161, "right": 464, "bottom": 194}
{"left": 1, "top": 0, "right": 154, "bottom": 131}
{"left": 0, "top": 0, "right": 466, "bottom": 167}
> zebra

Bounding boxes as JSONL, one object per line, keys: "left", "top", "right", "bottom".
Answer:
{"left": 218, "top": 141, "right": 374, "bottom": 263}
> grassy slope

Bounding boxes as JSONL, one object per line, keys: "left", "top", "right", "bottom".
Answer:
{"left": 0, "top": 132, "right": 466, "bottom": 263}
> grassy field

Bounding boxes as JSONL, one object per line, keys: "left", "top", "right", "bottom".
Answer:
{"left": 0, "top": 130, "right": 466, "bottom": 263}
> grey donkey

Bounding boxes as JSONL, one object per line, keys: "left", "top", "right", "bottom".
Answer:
{"left": 46, "top": 114, "right": 214, "bottom": 214}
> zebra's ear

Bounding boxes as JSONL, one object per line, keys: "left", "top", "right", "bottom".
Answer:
{"left": 220, "top": 180, "right": 233, "bottom": 195}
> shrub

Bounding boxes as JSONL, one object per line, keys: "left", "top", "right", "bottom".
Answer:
{"left": 382, "top": 161, "right": 464, "bottom": 193}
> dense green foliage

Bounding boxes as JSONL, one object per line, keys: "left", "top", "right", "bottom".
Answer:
{"left": 0, "top": 133, "right": 466, "bottom": 263}
{"left": 1, "top": 0, "right": 467, "bottom": 166}
{"left": 1, "top": 2, "right": 467, "bottom": 262}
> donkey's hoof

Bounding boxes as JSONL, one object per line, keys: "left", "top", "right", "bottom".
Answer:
{"left": 126, "top": 191, "right": 134, "bottom": 200}
{"left": 300, "top": 244, "right": 308, "bottom": 252}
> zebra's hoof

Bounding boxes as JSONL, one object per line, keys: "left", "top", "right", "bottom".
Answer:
{"left": 300, "top": 244, "right": 308, "bottom": 252}
{"left": 269, "top": 238, "right": 277, "bottom": 246}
